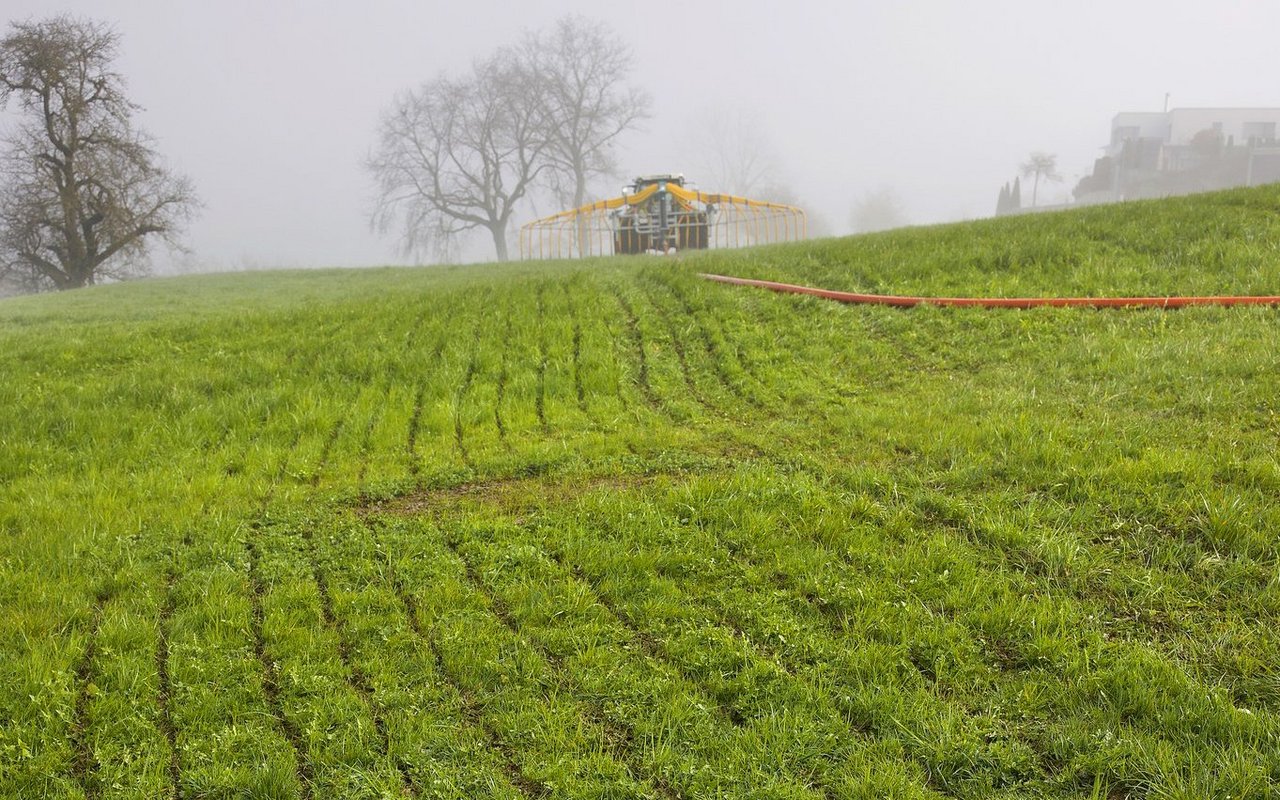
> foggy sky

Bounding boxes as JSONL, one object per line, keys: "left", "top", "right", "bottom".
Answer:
{"left": 4, "top": 0, "right": 1278, "bottom": 270}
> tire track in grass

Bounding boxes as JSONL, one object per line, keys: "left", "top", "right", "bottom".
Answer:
{"left": 494, "top": 302, "right": 513, "bottom": 448}
{"left": 452, "top": 318, "right": 481, "bottom": 471}
{"left": 704, "top": 443, "right": 1161, "bottom": 788}
{"left": 223, "top": 403, "right": 271, "bottom": 479}
{"left": 630, "top": 280, "right": 777, "bottom": 462}
{"left": 436, "top": 529, "right": 685, "bottom": 800}
{"left": 597, "top": 489, "right": 1030, "bottom": 797}
{"left": 258, "top": 427, "right": 304, "bottom": 515}
{"left": 659, "top": 275, "right": 758, "bottom": 393}
{"left": 699, "top": 277, "right": 853, "bottom": 409}
{"left": 609, "top": 287, "right": 670, "bottom": 417}
{"left": 771, "top": 539, "right": 1146, "bottom": 796}
{"left": 157, "top": 512, "right": 302, "bottom": 793}
{"left": 820, "top": 466, "right": 1271, "bottom": 678}
{"left": 226, "top": 332, "right": 309, "bottom": 475}
{"left": 422, "top": 638, "right": 549, "bottom": 800}
{"left": 663, "top": 273, "right": 771, "bottom": 389}
{"left": 899, "top": 483, "right": 1280, "bottom": 723}
{"left": 635, "top": 279, "right": 717, "bottom": 415}
{"left": 701, "top": 278, "right": 873, "bottom": 408}
{"left": 309, "top": 415, "right": 347, "bottom": 487}
{"left": 69, "top": 590, "right": 109, "bottom": 800}
{"left": 1008, "top": 488, "right": 1273, "bottom": 633}
{"left": 546, "top": 526, "right": 956, "bottom": 798}
{"left": 317, "top": 517, "right": 538, "bottom": 798}
{"left": 647, "top": 273, "right": 766, "bottom": 412}
{"left": 659, "top": 273, "right": 834, "bottom": 418}
{"left": 406, "top": 382, "right": 429, "bottom": 480}
{"left": 543, "top": 531, "right": 912, "bottom": 800}
{"left": 610, "top": 283, "right": 769, "bottom": 462}
{"left": 154, "top": 538, "right": 187, "bottom": 800}
{"left": 384, "top": 565, "right": 549, "bottom": 800}
{"left": 548, "top": 544, "right": 800, "bottom": 684}
{"left": 302, "top": 310, "right": 392, "bottom": 489}
{"left": 406, "top": 307, "right": 455, "bottom": 479}
{"left": 435, "top": 516, "right": 847, "bottom": 800}
{"left": 355, "top": 400, "right": 386, "bottom": 490}
{"left": 245, "top": 534, "right": 315, "bottom": 800}
{"left": 598, "top": 291, "right": 636, "bottom": 416}
{"left": 354, "top": 305, "right": 432, "bottom": 489}
{"left": 665, "top": 296, "right": 870, "bottom": 460}
{"left": 300, "top": 527, "right": 419, "bottom": 797}
{"left": 534, "top": 283, "right": 550, "bottom": 432}
{"left": 539, "top": 548, "right": 746, "bottom": 729}
{"left": 539, "top": 278, "right": 596, "bottom": 433}
{"left": 541, "top": 553, "right": 891, "bottom": 800}
{"left": 224, "top": 330, "right": 328, "bottom": 483}
{"left": 494, "top": 287, "right": 548, "bottom": 451}
{"left": 651, "top": 480, "right": 946, "bottom": 730}
{"left": 561, "top": 281, "right": 590, "bottom": 418}
{"left": 470, "top": 473, "right": 964, "bottom": 792}
{"left": 363, "top": 305, "right": 437, "bottom": 486}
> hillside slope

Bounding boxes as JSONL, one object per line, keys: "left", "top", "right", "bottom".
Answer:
{"left": 2, "top": 187, "right": 1279, "bottom": 799}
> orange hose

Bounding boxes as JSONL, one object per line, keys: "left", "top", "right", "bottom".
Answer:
{"left": 699, "top": 273, "right": 1280, "bottom": 309}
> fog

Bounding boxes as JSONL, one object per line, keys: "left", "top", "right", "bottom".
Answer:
{"left": 4, "top": 0, "right": 1278, "bottom": 270}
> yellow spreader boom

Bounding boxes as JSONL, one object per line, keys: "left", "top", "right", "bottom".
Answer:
{"left": 520, "top": 174, "right": 807, "bottom": 259}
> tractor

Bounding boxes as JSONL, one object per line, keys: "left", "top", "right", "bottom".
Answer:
{"left": 612, "top": 174, "right": 709, "bottom": 255}
{"left": 519, "top": 173, "right": 806, "bottom": 259}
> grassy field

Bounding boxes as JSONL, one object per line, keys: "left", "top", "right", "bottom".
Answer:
{"left": 1, "top": 186, "right": 1278, "bottom": 799}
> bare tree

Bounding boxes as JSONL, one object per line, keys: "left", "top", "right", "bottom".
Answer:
{"left": 1020, "top": 152, "right": 1062, "bottom": 207}
{"left": 850, "top": 186, "right": 909, "bottom": 233}
{"left": 688, "top": 106, "right": 784, "bottom": 198}
{"left": 521, "top": 15, "right": 649, "bottom": 212}
{"left": 368, "top": 52, "right": 548, "bottom": 262}
{"left": 0, "top": 16, "right": 196, "bottom": 292}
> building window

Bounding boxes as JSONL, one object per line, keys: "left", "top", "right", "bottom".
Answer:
{"left": 1112, "top": 125, "right": 1139, "bottom": 145}
{"left": 1243, "top": 121, "right": 1277, "bottom": 144}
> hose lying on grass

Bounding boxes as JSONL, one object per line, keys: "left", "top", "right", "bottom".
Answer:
{"left": 699, "top": 273, "right": 1280, "bottom": 309}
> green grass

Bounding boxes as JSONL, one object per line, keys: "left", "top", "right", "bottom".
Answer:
{"left": 1, "top": 185, "right": 1279, "bottom": 799}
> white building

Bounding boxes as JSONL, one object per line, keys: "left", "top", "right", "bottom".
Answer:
{"left": 1077, "top": 107, "right": 1280, "bottom": 202}
{"left": 1109, "top": 108, "right": 1280, "bottom": 156}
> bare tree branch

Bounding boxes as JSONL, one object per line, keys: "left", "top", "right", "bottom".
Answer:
{"left": 688, "top": 105, "right": 786, "bottom": 199}
{"left": 518, "top": 15, "right": 650, "bottom": 211}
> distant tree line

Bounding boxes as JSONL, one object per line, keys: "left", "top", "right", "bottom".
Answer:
{"left": 366, "top": 15, "right": 650, "bottom": 262}
{"left": 995, "top": 178, "right": 1021, "bottom": 215}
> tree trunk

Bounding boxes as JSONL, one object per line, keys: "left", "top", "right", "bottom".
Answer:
{"left": 573, "top": 166, "right": 589, "bottom": 257}
{"left": 1032, "top": 174, "right": 1040, "bottom": 207}
{"left": 572, "top": 164, "right": 587, "bottom": 210}
{"left": 490, "top": 223, "right": 509, "bottom": 262}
